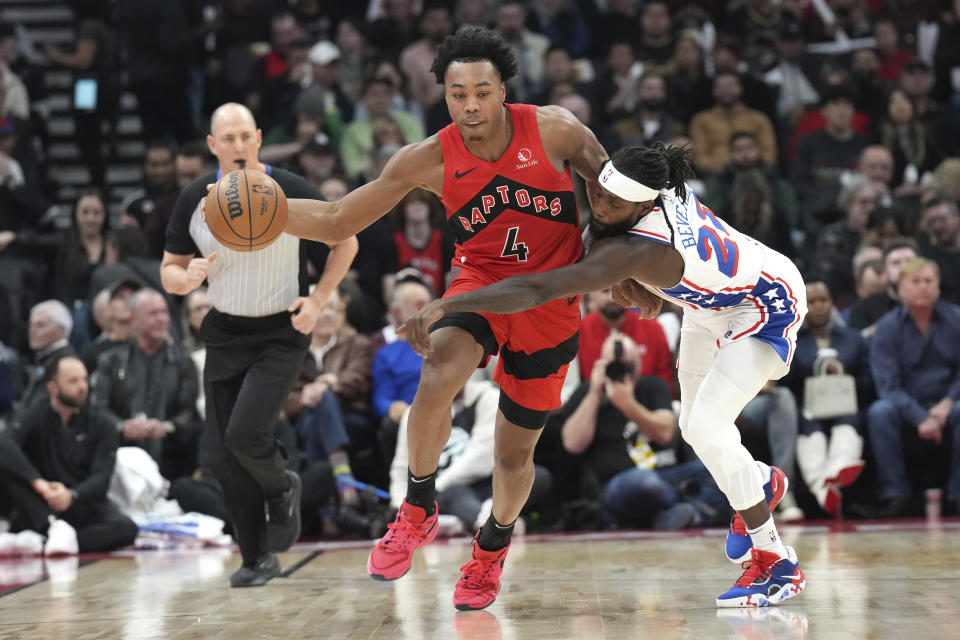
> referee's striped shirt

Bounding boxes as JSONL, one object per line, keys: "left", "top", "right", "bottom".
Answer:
{"left": 164, "top": 166, "right": 324, "bottom": 317}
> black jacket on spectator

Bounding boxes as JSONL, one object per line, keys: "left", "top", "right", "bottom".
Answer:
{"left": 0, "top": 399, "right": 137, "bottom": 553}
{"left": 0, "top": 401, "right": 117, "bottom": 504}
{"left": 90, "top": 341, "right": 199, "bottom": 477}
{"left": 90, "top": 341, "right": 198, "bottom": 431}
{"left": 80, "top": 337, "right": 126, "bottom": 375}
{"left": 848, "top": 292, "right": 899, "bottom": 331}
{"left": 0, "top": 342, "right": 20, "bottom": 418}
{"left": 919, "top": 237, "right": 960, "bottom": 306}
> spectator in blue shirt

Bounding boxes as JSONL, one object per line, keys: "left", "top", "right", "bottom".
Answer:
{"left": 867, "top": 258, "right": 960, "bottom": 517}
{"left": 372, "top": 281, "right": 432, "bottom": 424}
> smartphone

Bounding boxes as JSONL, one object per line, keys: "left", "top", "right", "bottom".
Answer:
{"left": 74, "top": 77, "right": 98, "bottom": 111}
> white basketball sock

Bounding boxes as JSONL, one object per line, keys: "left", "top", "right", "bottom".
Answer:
{"left": 747, "top": 515, "right": 788, "bottom": 558}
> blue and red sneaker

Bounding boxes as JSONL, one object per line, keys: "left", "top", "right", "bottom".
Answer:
{"left": 724, "top": 465, "right": 789, "bottom": 563}
{"left": 716, "top": 546, "right": 805, "bottom": 608}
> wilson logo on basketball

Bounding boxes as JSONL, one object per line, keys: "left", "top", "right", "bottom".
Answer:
{"left": 515, "top": 147, "right": 538, "bottom": 169}
{"left": 225, "top": 171, "right": 243, "bottom": 220}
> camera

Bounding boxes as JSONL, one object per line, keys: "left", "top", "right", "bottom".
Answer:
{"left": 605, "top": 340, "right": 635, "bottom": 382}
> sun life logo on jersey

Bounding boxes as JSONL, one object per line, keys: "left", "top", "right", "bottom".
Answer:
{"left": 516, "top": 147, "right": 538, "bottom": 169}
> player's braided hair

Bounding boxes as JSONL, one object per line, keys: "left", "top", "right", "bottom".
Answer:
{"left": 610, "top": 143, "right": 695, "bottom": 202}
{"left": 430, "top": 27, "right": 519, "bottom": 84}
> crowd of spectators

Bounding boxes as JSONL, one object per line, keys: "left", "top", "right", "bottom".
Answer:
{"left": 3, "top": 0, "right": 960, "bottom": 553}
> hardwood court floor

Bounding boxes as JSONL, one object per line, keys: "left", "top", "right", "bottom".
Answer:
{"left": 0, "top": 519, "right": 958, "bottom": 639}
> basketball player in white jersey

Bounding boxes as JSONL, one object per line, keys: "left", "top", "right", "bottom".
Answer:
{"left": 399, "top": 143, "right": 807, "bottom": 608}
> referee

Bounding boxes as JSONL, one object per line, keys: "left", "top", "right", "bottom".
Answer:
{"left": 160, "top": 103, "right": 357, "bottom": 587}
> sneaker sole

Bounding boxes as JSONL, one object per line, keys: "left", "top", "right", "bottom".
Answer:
{"left": 454, "top": 598, "right": 496, "bottom": 612}
{"left": 724, "top": 470, "right": 789, "bottom": 564}
{"left": 367, "top": 566, "right": 410, "bottom": 582}
{"left": 715, "top": 578, "right": 806, "bottom": 608}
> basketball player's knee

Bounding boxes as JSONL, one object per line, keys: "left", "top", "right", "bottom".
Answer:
{"left": 494, "top": 445, "right": 535, "bottom": 475}
{"left": 679, "top": 403, "right": 711, "bottom": 452}
{"left": 415, "top": 361, "right": 462, "bottom": 403}
{"left": 681, "top": 399, "right": 736, "bottom": 455}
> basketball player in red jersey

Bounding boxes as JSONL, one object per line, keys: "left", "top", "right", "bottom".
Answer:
{"left": 282, "top": 28, "right": 607, "bottom": 610}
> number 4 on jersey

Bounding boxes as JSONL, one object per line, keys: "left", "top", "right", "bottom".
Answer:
{"left": 501, "top": 226, "right": 529, "bottom": 262}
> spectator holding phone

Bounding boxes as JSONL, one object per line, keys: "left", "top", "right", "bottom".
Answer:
{"left": 549, "top": 334, "right": 727, "bottom": 530}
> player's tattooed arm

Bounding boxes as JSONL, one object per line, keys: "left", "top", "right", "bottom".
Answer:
{"left": 399, "top": 238, "right": 677, "bottom": 356}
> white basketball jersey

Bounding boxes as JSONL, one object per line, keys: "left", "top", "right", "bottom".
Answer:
{"left": 628, "top": 188, "right": 806, "bottom": 363}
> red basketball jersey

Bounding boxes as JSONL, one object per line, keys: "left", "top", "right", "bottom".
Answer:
{"left": 393, "top": 229, "right": 446, "bottom": 293}
{"left": 438, "top": 103, "right": 582, "bottom": 280}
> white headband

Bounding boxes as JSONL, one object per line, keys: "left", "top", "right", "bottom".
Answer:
{"left": 598, "top": 161, "right": 660, "bottom": 202}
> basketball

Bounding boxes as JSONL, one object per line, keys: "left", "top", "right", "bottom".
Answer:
{"left": 206, "top": 168, "right": 287, "bottom": 252}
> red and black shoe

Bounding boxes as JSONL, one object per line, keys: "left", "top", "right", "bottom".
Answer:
{"left": 453, "top": 533, "right": 511, "bottom": 611}
{"left": 366, "top": 500, "right": 438, "bottom": 581}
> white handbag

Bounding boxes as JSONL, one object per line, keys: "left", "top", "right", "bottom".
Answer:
{"left": 802, "top": 353, "right": 858, "bottom": 420}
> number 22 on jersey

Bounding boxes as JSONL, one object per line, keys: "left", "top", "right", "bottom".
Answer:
{"left": 695, "top": 199, "right": 739, "bottom": 277}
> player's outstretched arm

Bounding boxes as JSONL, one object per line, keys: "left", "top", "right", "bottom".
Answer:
{"left": 285, "top": 139, "right": 442, "bottom": 244}
{"left": 399, "top": 238, "right": 676, "bottom": 355}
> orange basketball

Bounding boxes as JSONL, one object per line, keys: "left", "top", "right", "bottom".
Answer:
{"left": 206, "top": 168, "right": 287, "bottom": 252}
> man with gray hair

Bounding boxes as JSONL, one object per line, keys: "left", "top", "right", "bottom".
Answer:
{"left": 17, "top": 300, "right": 75, "bottom": 412}
{"left": 868, "top": 257, "right": 960, "bottom": 517}
{"left": 90, "top": 289, "right": 199, "bottom": 480}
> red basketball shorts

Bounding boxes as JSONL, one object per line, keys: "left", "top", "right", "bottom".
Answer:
{"left": 432, "top": 264, "right": 580, "bottom": 425}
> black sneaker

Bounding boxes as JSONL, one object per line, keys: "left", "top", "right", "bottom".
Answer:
{"left": 880, "top": 497, "right": 914, "bottom": 518}
{"left": 229, "top": 553, "right": 281, "bottom": 588}
{"left": 265, "top": 470, "right": 302, "bottom": 552}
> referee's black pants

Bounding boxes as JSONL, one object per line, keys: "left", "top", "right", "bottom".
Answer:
{"left": 201, "top": 309, "right": 309, "bottom": 564}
